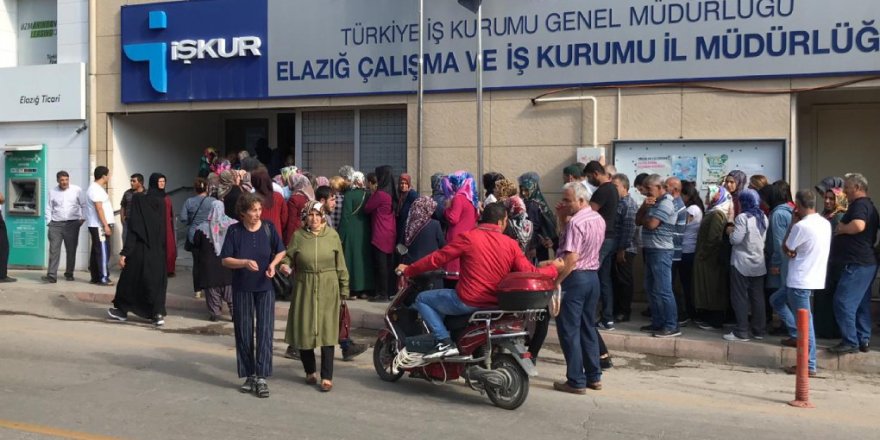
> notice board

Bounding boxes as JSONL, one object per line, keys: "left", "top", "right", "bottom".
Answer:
{"left": 612, "top": 140, "right": 786, "bottom": 191}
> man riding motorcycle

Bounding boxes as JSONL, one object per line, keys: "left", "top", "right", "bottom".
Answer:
{"left": 396, "top": 203, "right": 564, "bottom": 358}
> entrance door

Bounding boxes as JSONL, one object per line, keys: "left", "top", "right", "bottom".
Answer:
{"left": 225, "top": 118, "right": 269, "bottom": 160}
{"left": 815, "top": 104, "right": 880, "bottom": 192}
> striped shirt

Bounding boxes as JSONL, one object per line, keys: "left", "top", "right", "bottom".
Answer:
{"left": 330, "top": 193, "right": 344, "bottom": 230}
{"left": 558, "top": 206, "right": 606, "bottom": 271}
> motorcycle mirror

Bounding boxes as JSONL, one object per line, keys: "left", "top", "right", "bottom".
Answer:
{"left": 396, "top": 243, "right": 408, "bottom": 256}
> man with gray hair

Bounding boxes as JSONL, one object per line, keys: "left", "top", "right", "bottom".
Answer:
{"left": 829, "top": 173, "right": 879, "bottom": 354}
{"left": 552, "top": 182, "right": 606, "bottom": 394}
{"left": 635, "top": 174, "right": 680, "bottom": 337}
{"left": 774, "top": 190, "right": 831, "bottom": 376}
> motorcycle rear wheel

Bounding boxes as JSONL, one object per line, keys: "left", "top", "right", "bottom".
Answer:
{"left": 373, "top": 335, "right": 404, "bottom": 382}
{"left": 486, "top": 355, "right": 529, "bottom": 410}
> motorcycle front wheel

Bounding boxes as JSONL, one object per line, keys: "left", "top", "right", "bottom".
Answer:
{"left": 486, "top": 354, "right": 530, "bottom": 410}
{"left": 373, "top": 334, "right": 404, "bottom": 382}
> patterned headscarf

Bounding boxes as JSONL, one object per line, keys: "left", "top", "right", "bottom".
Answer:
{"left": 825, "top": 188, "right": 848, "bottom": 219}
{"left": 739, "top": 188, "right": 766, "bottom": 233}
{"left": 351, "top": 172, "right": 366, "bottom": 189}
{"left": 442, "top": 171, "right": 479, "bottom": 210}
{"left": 218, "top": 170, "right": 236, "bottom": 199}
{"left": 316, "top": 176, "right": 330, "bottom": 188}
{"left": 404, "top": 196, "right": 437, "bottom": 246}
{"left": 302, "top": 200, "right": 325, "bottom": 229}
{"left": 707, "top": 185, "right": 732, "bottom": 212}
{"left": 280, "top": 166, "right": 298, "bottom": 184}
{"left": 206, "top": 172, "right": 220, "bottom": 198}
{"left": 430, "top": 173, "right": 447, "bottom": 197}
{"left": 339, "top": 165, "right": 355, "bottom": 181}
{"left": 195, "top": 200, "right": 238, "bottom": 256}
{"left": 288, "top": 173, "right": 315, "bottom": 200}
{"left": 518, "top": 172, "right": 557, "bottom": 240}
{"left": 504, "top": 195, "right": 533, "bottom": 252}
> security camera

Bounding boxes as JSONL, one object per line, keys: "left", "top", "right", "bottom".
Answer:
{"left": 75, "top": 122, "right": 88, "bottom": 134}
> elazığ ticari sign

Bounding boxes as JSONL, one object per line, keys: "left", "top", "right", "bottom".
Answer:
{"left": 121, "top": 0, "right": 880, "bottom": 103}
{"left": 0, "top": 63, "right": 85, "bottom": 122}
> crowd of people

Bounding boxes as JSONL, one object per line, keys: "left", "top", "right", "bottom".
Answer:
{"left": 38, "top": 149, "right": 878, "bottom": 397}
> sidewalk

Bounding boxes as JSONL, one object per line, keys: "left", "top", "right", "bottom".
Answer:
{"left": 8, "top": 268, "right": 880, "bottom": 375}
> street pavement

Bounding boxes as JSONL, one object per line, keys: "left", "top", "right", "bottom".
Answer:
{"left": 2, "top": 271, "right": 880, "bottom": 439}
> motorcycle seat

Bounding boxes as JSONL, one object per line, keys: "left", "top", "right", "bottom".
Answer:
{"left": 443, "top": 314, "right": 473, "bottom": 332}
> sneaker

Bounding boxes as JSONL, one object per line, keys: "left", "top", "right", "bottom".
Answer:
{"left": 723, "top": 332, "right": 750, "bottom": 342}
{"left": 679, "top": 318, "right": 691, "bottom": 327}
{"left": 153, "top": 315, "right": 165, "bottom": 326}
{"left": 342, "top": 343, "right": 368, "bottom": 361}
{"left": 254, "top": 378, "right": 270, "bottom": 398}
{"left": 860, "top": 342, "right": 870, "bottom": 353}
{"left": 827, "top": 343, "right": 859, "bottom": 354}
{"left": 423, "top": 340, "right": 459, "bottom": 359}
{"left": 284, "top": 345, "right": 301, "bottom": 360}
{"left": 239, "top": 376, "right": 256, "bottom": 393}
{"left": 107, "top": 308, "right": 128, "bottom": 322}
{"left": 751, "top": 333, "right": 765, "bottom": 340}
{"left": 41, "top": 275, "right": 57, "bottom": 284}
{"left": 695, "top": 321, "right": 715, "bottom": 331}
{"left": 598, "top": 321, "right": 615, "bottom": 331}
{"left": 639, "top": 324, "right": 660, "bottom": 333}
{"left": 653, "top": 328, "right": 682, "bottom": 338}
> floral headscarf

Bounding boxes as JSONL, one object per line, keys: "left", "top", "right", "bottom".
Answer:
{"left": 288, "top": 173, "right": 315, "bottom": 200}
{"left": 351, "top": 171, "right": 366, "bottom": 189}
{"left": 825, "top": 188, "right": 848, "bottom": 219}
{"left": 739, "top": 188, "right": 766, "bottom": 233}
{"left": 195, "top": 200, "right": 237, "bottom": 256}
{"left": 442, "top": 171, "right": 479, "bottom": 210}
{"left": 404, "top": 196, "right": 437, "bottom": 246}
{"left": 518, "top": 172, "right": 557, "bottom": 240}
{"left": 302, "top": 200, "right": 325, "bottom": 228}
{"left": 504, "top": 195, "right": 533, "bottom": 252}
{"left": 280, "top": 166, "right": 298, "bottom": 184}
{"left": 707, "top": 185, "right": 732, "bottom": 212}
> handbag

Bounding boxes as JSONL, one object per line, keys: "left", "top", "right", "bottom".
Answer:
{"left": 184, "top": 196, "right": 209, "bottom": 251}
{"left": 272, "top": 272, "right": 293, "bottom": 301}
{"left": 339, "top": 300, "right": 351, "bottom": 341}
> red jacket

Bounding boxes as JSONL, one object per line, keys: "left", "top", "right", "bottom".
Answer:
{"left": 405, "top": 224, "right": 558, "bottom": 308}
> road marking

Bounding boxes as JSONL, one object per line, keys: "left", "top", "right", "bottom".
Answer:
{"left": 0, "top": 419, "right": 121, "bottom": 440}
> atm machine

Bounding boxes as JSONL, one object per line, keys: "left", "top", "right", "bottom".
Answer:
{"left": 3, "top": 145, "right": 47, "bottom": 267}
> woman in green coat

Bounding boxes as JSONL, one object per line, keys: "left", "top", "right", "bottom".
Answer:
{"left": 280, "top": 201, "right": 349, "bottom": 392}
{"left": 338, "top": 171, "right": 374, "bottom": 297}
{"left": 693, "top": 185, "right": 733, "bottom": 330}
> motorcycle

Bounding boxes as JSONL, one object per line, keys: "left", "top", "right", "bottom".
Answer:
{"left": 372, "top": 266, "right": 554, "bottom": 410}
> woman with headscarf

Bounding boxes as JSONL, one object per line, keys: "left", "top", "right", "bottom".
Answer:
{"left": 280, "top": 201, "right": 349, "bottom": 392}
{"left": 158, "top": 175, "right": 177, "bottom": 277}
{"left": 693, "top": 185, "right": 734, "bottom": 330}
{"left": 219, "top": 170, "right": 244, "bottom": 221}
{"left": 180, "top": 177, "right": 217, "bottom": 294}
{"left": 199, "top": 147, "right": 218, "bottom": 178}
{"left": 815, "top": 186, "right": 850, "bottom": 339}
{"left": 823, "top": 187, "right": 849, "bottom": 230}
{"left": 193, "top": 200, "right": 236, "bottom": 321}
{"left": 502, "top": 196, "right": 534, "bottom": 254}
{"left": 430, "top": 173, "right": 448, "bottom": 229}
{"left": 364, "top": 165, "right": 397, "bottom": 302}
{"left": 316, "top": 176, "right": 330, "bottom": 188}
{"left": 400, "top": 196, "right": 445, "bottom": 291}
{"left": 518, "top": 172, "right": 558, "bottom": 262}
{"left": 482, "top": 172, "right": 505, "bottom": 204}
{"left": 279, "top": 166, "right": 298, "bottom": 200}
{"left": 724, "top": 189, "right": 768, "bottom": 342}
{"left": 339, "top": 171, "right": 374, "bottom": 299}
{"left": 761, "top": 180, "right": 794, "bottom": 334}
{"left": 396, "top": 173, "right": 419, "bottom": 245}
{"left": 285, "top": 173, "right": 315, "bottom": 244}
{"left": 240, "top": 170, "right": 254, "bottom": 193}
{"left": 723, "top": 170, "right": 748, "bottom": 220}
{"left": 107, "top": 173, "right": 169, "bottom": 327}
{"left": 251, "top": 170, "right": 288, "bottom": 242}
{"left": 442, "top": 171, "right": 479, "bottom": 287}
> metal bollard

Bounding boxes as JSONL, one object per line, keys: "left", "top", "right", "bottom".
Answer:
{"left": 789, "top": 308, "right": 815, "bottom": 408}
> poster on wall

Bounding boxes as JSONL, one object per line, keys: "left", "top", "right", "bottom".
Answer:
{"left": 633, "top": 156, "right": 672, "bottom": 178}
{"left": 672, "top": 156, "right": 698, "bottom": 182}
{"left": 702, "top": 154, "right": 730, "bottom": 187}
{"left": 17, "top": 0, "right": 57, "bottom": 66}
{"left": 576, "top": 147, "right": 606, "bottom": 166}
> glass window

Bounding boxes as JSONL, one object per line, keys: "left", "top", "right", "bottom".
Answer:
{"left": 16, "top": 0, "right": 57, "bottom": 65}
{"left": 359, "top": 109, "right": 407, "bottom": 176}
{"left": 302, "top": 111, "right": 354, "bottom": 179}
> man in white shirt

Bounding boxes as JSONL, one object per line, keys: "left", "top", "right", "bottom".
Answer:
{"left": 85, "top": 166, "right": 115, "bottom": 286}
{"left": 770, "top": 190, "right": 831, "bottom": 376}
{"left": 43, "top": 171, "right": 86, "bottom": 283}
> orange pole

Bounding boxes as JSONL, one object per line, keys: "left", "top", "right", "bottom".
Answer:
{"left": 789, "top": 308, "right": 815, "bottom": 408}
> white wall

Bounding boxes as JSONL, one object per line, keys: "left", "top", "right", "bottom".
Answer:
{"left": 57, "top": 0, "right": 87, "bottom": 64}
{"left": 0, "top": 0, "right": 16, "bottom": 67}
{"left": 0, "top": 120, "right": 90, "bottom": 269}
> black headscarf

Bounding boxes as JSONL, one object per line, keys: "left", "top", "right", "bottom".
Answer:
{"left": 250, "top": 170, "right": 275, "bottom": 208}
{"left": 375, "top": 165, "right": 398, "bottom": 205}
{"left": 482, "top": 172, "right": 505, "bottom": 198}
{"left": 148, "top": 173, "right": 166, "bottom": 199}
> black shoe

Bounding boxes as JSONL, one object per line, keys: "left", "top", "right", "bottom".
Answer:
{"left": 239, "top": 376, "right": 256, "bottom": 393}
{"left": 679, "top": 318, "right": 691, "bottom": 327}
{"left": 828, "top": 343, "right": 859, "bottom": 354}
{"left": 0, "top": 277, "right": 17, "bottom": 283}
{"left": 424, "top": 339, "right": 459, "bottom": 359}
{"left": 209, "top": 314, "right": 219, "bottom": 322}
{"left": 254, "top": 378, "right": 270, "bottom": 398}
{"left": 153, "top": 315, "right": 165, "bottom": 326}
{"left": 368, "top": 295, "right": 390, "bottom": 303}
{"left": 640, "top": 324, "right": 660, "bottom": 333}
{"left": 860, "top": 342, "right": 870, "bottom": 353}
{"left": 653, "top": 328, "right": 682, "bottom": 338}
{"left": 107, "top": 308, "right": 127, "bottom": 322}
{"left": 41, "top": 275, "right": 57, "bottom": 284}
{"left": 64, "top": 274, "right": 75, "bottom": 281}
{"left": 600, "top": 356, "right": 613, "bottom": 370}
{"left": 342, "top": 343, "right": 368, "bottom": 361}
{"left": 695, "top": 320, "right": 716, "bottom": 331}
{"left": 284, "top": 345, "right": 301, "bottom": 360}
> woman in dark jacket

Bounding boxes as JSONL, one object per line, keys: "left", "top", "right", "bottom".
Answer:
{"left": 193, "top": 200, "right": 236, "bottom": 321}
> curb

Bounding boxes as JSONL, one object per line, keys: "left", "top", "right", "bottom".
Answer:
{"left": 75, "top": 292, "right": 880, "bottom": 375}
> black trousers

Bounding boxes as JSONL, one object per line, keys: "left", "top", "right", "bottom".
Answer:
{"left": 0, "top": 217, "right": 8, "bottom": 278}
{"left": 676, "top": 253, "right": 697, "bottom": 321}
{"left": 372, "top": 246, "right": 393, "bottom": 297}
{"left": 612, "top": 252, "right": 635, "bottom": 319}
{"left": 300, "top": 346, "right": 335, "bottom": 380}
{"left": 88, "top": 225, "right": 113, "bottom": 283}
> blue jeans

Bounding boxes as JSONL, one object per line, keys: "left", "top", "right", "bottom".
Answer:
{"left": 598, "top": 238, "right": 616, "bottom": 323}
{"left": 555, "top": 270, "right": 602, "bottom": 387}
{"left": 644, "top": 249, "right": 678, "bottom": 330}
{"left": 772, "top": 287, "right": 816, "bottom": 371}
{"left": 833, "top": 264, "right": 878, "bottom": 347}
{"left": 413, "top": 289, "right": 477, "bottom": 342}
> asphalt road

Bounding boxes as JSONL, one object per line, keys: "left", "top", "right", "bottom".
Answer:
{"left": 2, "top": 297, "right": 880, "bottom": 440}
